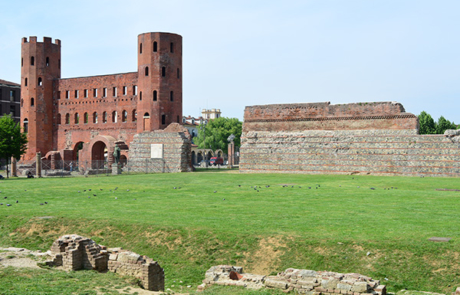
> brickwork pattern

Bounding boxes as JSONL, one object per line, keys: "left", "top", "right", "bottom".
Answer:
{"left": 240, "top": 102, "right": 460, "bottom": 177}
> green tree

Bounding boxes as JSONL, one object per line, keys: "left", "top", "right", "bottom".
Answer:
{"left": 0, "top": 115, "right": 28, "bottom": 178}
{"left": 418, "top": 111, "right": 436, "bottom": 134}
{"left": 436, "top": 116, "right": 457, "bottom": 134}
{"left": 195, "top": 117, "right": 242, "bottom": 153}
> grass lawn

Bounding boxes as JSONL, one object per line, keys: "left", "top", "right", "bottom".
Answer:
{"left": 1, "top": 172, "right": 460, "bottom": 294}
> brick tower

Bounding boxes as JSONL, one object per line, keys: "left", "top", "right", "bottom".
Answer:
{"left": 20, "top": 36, "right": 61, "bottom": 161}
{"left": 137, "top": 32, "right": 182, "bottom": 133}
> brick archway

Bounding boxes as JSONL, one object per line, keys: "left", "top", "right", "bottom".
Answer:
{"left": 87, "top": 135, "right": 117, "bottom": 168}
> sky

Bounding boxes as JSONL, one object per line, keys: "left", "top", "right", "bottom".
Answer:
{"left": 1, "top": 0, "right": 459, "bottom": 122}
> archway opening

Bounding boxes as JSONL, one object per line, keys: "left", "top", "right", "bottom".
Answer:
{"left": 73, "top": 142, "right": 84, "bottom": 162}
{"left": 91, "top": 141, "right": 107, "bottom": 169}
{"left": 191, "top": 151, "right": 196, "bottom": 165}
{"left": 197, "top": 152, "right": 203, "bottom": 164}
{"left": 207, "top": 151, "right": 213, "bottom": 160}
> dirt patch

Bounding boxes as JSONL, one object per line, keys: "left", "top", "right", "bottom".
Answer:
{"left": 244, "top": 237, "right": 286, "bottom": 275}
{"left": 0, "top": 247, "right": 47, "bottom": 269}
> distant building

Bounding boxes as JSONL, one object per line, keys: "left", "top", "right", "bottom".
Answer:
{"left": 0, "top": 79, "right": 21, "bottom": 123}
{"left": 201, "top": 108, "right": 221, "bottom": 120}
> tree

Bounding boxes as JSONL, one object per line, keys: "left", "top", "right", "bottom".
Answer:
{"left": 436, "top": 116, "right": 457, "bottom": 134}
{"left": 195, "top": 117, "right": 242, "bottom": 153}
{"left": 418, "top": 111, "right": 436, "bottom": 134}
{"left": 0, "top": 115, "right": 28, "bottom": 178}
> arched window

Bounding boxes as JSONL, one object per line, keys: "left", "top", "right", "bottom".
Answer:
{"left": 170, "top": 91, "right": 174, "bottom": 102}
{"left": 133, "top": 85, "right": 137, "bottom": 95}
{"left": 153, "top": 41, "right": 158, "bottom": 52}
{"left": 103, "top": 112, "right": 107, "bottom": 123}
{"left": 139, "top": 91, "right": 142, "bottom": 101}
{"left": 177, "top": 68, "right": 180, "bottom": 79}
{"left": 21, "top": 58, "right": 23, "bottom": 67}
{"left": 132, "top": 110, "right": 137, "bottom": 122}
{"left": 162, "top": 67, "right": 166, "bottom": 77}
{"left": 162, "top": 114, "right": 166, "bottom": 125}
{"left": 93, "top": 112, "right": 98, "bottom": 123}
{"left": 75, "top": 113, "right": 79, "bottom": 124}
{"left": 153, "top": 90, "right": 157, "bottom": 101}
{"left": 112, "top": 111, "right": 117, "bottom": 123}
{"left": 84, "top": 112, "right": 88, "bottom": 124}
{"left": 23, "top": 119, "right": 29, "bottom": 133}
{"left": 145, "top": 66, "right": 149, "bottom": 76}
{"left": 46, "top": 57, "right": 49, "bottom": 67}
{"left": 177, "top": 115, "right": 179, "bottom": 123}
{"left": 139, "top": 43, "right": 143, "bottom": 54}
{"left": 38, "top": 77, "right": 42, "bottom": 86}
{"left": 170, "top": 42, "right": 174, "bottom": 53}
{"left": 25, "top": 78, "right": 28, "bottom": 86}
{"left": 122, "top": 110, "right": 127, "bottom": 122}
{"left": 57, "top": 114, "right": 61, "bottom": 124}
{"left": 30, "top": 56, "right": 34, "bottom": 66}
{"left": 65, "top": 113, "right": 70, "bottom": 124}
{"left": 31, "top": 97, "right": 34, "bottom": 106}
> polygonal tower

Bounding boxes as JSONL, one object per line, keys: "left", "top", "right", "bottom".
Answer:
{"left": 20, "top": 36, "right": 61, "bottom": 161}
{"left": 137, "top": 32, "right": 182, "bottom": 133}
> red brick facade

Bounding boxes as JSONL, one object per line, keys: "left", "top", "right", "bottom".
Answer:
{"left": 20, "top": 33, "right": 182, "bottom": 165}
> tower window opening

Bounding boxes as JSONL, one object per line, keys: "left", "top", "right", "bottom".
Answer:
{"left": 122, "top": 110, "right": 127, "bottom": 122}
{"left": 153, "top": 90, "right": 157, "bottom": 101}
{"left": 102, "top": 111, "right": 107, "bottom": 123}
{"left": 93, "top": 89, "right": 98, "bottom": 97}
{"left": 103, "top": 88, "right": 107, "bottom": 97}
{"left": 140, "top": 43, "right": 143, "bottom": 54}
{"left": 31, "top": 97, "right": 34, "bottom": 106}
{"left": 58, "top": 59, "right": 61, "bottom": 69}
{"left": 46, "top": 57, "right": 49, "bottom": 67}
{"left": 25, "top": 78, "right": 28, "bottom": 86}
{"left": 177, "top": 115, "right": 179, "bottom": 123}
{"left": 153, "top": 41, "right": 158, "bottom": 52}
{"left": 162, "top": 114, "right": 166, "bottom": 125}
{"left": 66, "top": 91, "right": 69, "bottom": 99}
{"left": 162, "top": 67, "right": 166, "bottom": 77}
{"left": 93, "top": 112, "right": 98, "bottom": 123}
{"left": 170, "top": 42, "right": 174, "bottom": 53}
{"left": 145, "top": 66, "right": 149, "bottom": 76}
{"left": 170, "top": 91, "right": 174, "bottom": 101}
{"left": 57, "top": 114, "right": 61, "bottom": 125}
{"left": 112, "top": 111, "right": 117, "bottom": 123}
{"left": 75, "top": 90, "right": 79, "bottom": 98}
{"left": 84, "top": 112, "right": 88, "bottom": 124}
{"left": 65, "top": 113, "right": 70, "bottom": 124}
{"left": 177, "top": 68, "right": 180, "bottom": 79}
{"left": 113, "top": 87, "right": 117, "bottom": 97}
{"left": 75, "top": 113, "right": 79, "bottom": 124}
{"left": 132, "top": 110, "right": 137, "bottom": 122}
{"left": 31, "top": 56, "right": 34, "bottom": 66}
{"left": 21, "top": 58, "right": 23, "bottom": 67}
{"left": 133, "top": 85, "right": 137, "bottom": 95}
{"left": 139, "top": 91, "right": 142, "bottom": 101}
{"left": 38, "top": 77, "right": 42, "bottom": 86}
{"left": 23, "top": 119, "right": 28, "bottom": 133}
{"left": 84, "top": 89, "right": 88, "bottom": 98}
{"left": 123, "top": 86, "right": 127, "bottom": 95}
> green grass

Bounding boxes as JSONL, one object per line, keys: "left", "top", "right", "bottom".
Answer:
{"left": 1, "top": 172, "right": 460, "bottom": 293}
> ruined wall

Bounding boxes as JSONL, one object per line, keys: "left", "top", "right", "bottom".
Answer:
{"left": 201, "top": 265, "right": 386, "bottom": 294}
{"left": 127, "top": 123, "right": 192, "bottom": 173}
{"left": 240, "top": 102, "right": 460, "bottom": 177}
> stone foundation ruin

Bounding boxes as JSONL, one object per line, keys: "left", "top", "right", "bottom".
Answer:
{"left": 45, "top": 234, "right": 164, "bottom": 291}
{"left": 240, "top": 102, "right": 460, "bottom": 177}
{"left": 201, "top": 265, "right": 387, "bottom": 294}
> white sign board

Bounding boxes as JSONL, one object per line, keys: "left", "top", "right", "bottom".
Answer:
{"left": 151, "top": 144, "right": 164, "bottom": 159}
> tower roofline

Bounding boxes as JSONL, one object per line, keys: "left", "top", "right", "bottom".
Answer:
{"left": 22, "top": 36, "right": 61, "bottom": 45}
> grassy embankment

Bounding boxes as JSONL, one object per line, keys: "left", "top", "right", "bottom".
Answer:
{"left": 1, "top": 172, "right": 460, "bottom": 294}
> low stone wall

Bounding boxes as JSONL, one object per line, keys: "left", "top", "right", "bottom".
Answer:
{"left": 127, "top": 123, "right": 192, "bottom": 173}
{"left": 46, "top": 234, "right": 164, "bottom": 291}
{"left": 240, "top": 102, "right": 460, "bottom": 177}
{"left": 201, "top": 265, "right": 386, "bottom": 294}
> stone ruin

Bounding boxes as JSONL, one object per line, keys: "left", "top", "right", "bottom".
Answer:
{"left": 45, "top": 234, "right": 164, "bottom": 291}
{"left": 200, "top": 265, "right": 387, "bottom": 295}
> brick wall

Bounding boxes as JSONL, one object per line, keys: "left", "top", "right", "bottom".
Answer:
{"left": 240, "top": 102, "right": 460, "bottom": 177}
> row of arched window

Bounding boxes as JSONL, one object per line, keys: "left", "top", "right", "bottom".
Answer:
{"left": 143, "top": 66, "right": 180, "bottom": 79}
{"left": 21, "top": 56, "right": 60, "bottom": 68}
{"left": 23, "top": 77, "right": 43, "bottom": 87}
{"left": 139, "top": 41, "right": 175, "bottom": 54}
{"left": 57, "top": 110, "right": 137, "bottom": 125}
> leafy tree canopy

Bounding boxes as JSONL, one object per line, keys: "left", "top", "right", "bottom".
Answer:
{"left": 418, "top": 111, "right": 457, "bottom": 135}
{"left": 194, "top": 117, "right": 242, "bottom": 153}
{"left": 0, "top": 115, "right": 28, "bottom": 177}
